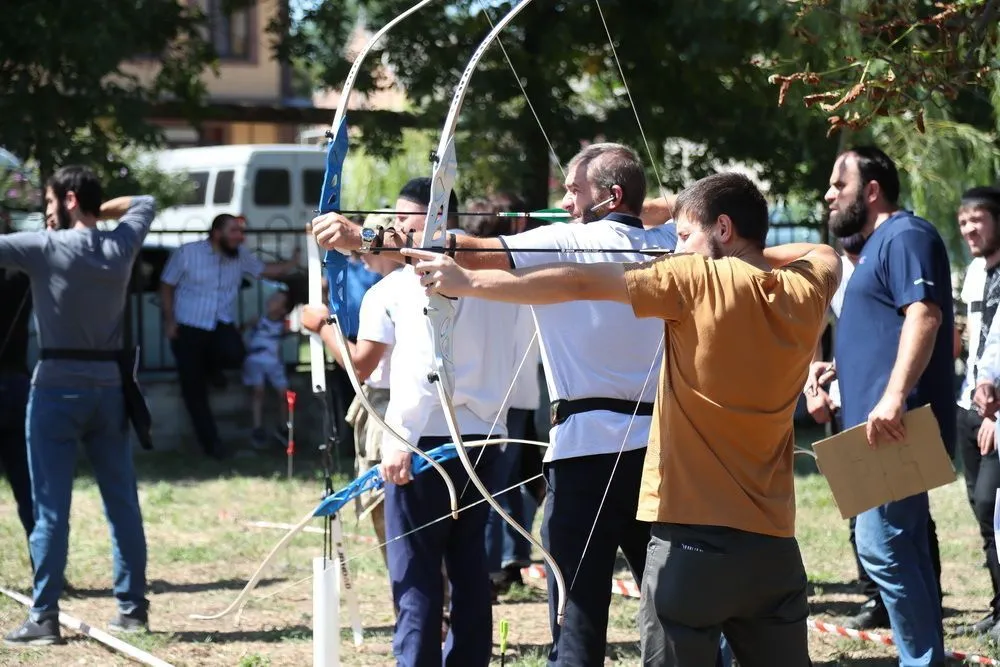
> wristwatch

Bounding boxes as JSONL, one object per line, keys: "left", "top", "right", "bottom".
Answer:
{"left": 359, "top": 226, "right": 378, "bottom": 253}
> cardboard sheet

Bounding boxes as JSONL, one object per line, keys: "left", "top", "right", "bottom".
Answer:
{"left": 812, "top": 405, "right": 956, "bottom": 519}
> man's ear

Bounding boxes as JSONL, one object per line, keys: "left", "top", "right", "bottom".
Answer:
{"left": 716, "top": 213, "right": 735, "bottom": 243}
{"left": 611, "top": 184, "right": 624, "bottom": 209}
{"left": 63, "top": 190, "right": 79, "bottom": 212}
{"left": 864, "top": 180, "right": 881, "bottom": 206}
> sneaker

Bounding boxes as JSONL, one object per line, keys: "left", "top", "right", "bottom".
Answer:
{"left": 957, "top": 612, "right": 997, "bottom": 636}
{"left": 108, "top": 610, "right": 148, "bottom": 634}
{"left": 843, "top": 597, "right": 890, "bottom": 630}
{"left": 3, "top": 617, "right": 62, "bottom": 646}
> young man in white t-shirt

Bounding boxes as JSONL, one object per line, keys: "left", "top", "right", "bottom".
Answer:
{"left": 310, "top": 143, "right": 683, "bottom": 666}
{"left": 302, "top": 178, "right": 522, "bottom": 667}
{"left": 954, "top": 186, "right": 1000, "bottom": 638}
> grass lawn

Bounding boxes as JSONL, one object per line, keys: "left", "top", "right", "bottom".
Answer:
{"left": 0, "top": 424, "right": 997, "bottom": 666}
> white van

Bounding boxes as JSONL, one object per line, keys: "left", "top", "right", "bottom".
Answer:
{"left": 146, "top": 143, "right": 327, "bottom": 254}
{"left": 135, "top": 144, "right": 327, "bottom": 372}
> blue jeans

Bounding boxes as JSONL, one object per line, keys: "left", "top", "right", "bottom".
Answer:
{"left": 26, "top": 385, "right": 148, "bottom": 620}
{"left": 485, "top": 409, "right": 539, "bottom": 572}
{"left": 856, "top": 493, "right": 944, "bottom": 666}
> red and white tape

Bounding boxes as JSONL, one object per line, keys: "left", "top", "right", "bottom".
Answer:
{"left": 807, "top": 618, "right": 999, "bottom": 666}
{"left": 519, "top": 563, "right": 640, "bottom": 598}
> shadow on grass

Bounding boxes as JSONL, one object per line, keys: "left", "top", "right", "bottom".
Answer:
{"left": 808, "top": 580, "right": 864, "bottom": 597}
{"left": 64, "top": 578, "right": 287, "bottom": 599}
{"left": 67, "top": 448, "right": 358, "bottom": 487}
{"left": 170, "top": 624, "right": 314, "bottom": 644}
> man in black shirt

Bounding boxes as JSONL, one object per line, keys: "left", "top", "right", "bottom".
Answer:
{"left": 0, "top": 212, "right": 34, "bottom": 565}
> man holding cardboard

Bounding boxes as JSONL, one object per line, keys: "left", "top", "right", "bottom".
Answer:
{"left": 812, "top": 146, "right": 955, "bottom": 667}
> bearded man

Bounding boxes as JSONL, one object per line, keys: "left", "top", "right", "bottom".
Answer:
{"left": 159, "top": 214, "right": 299, "bottom": 459}
{"left": 808, "top": 146, "right": 954, "bottom": 667}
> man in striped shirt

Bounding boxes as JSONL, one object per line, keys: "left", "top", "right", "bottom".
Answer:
{"left": 159, "top": 214, "right": 299, "bottom": 459}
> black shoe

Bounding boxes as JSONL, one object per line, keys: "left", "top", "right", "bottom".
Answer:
{"left": 109, "top": 610, "right": 148, "bottom": 634}
{"left": 844, "top": 598, "right": 890, "bottom": 629}
{"left": 3, "top": 617, "right": 62, "bottom": 646}
{"left": 957, "top": 612, "right": 997, "bottom": 636}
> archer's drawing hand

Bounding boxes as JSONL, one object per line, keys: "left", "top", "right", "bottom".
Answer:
{"left": 403, "top": 249, "right": 473, "bottom": 298}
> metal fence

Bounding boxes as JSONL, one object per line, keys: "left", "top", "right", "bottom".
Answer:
{"left": 126, "top": 220, "right": 826, "bottom": 374}
{"left": 129, "top": 228, "right": 310, "bottom": 374}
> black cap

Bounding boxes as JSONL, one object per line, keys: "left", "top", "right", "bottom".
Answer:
{"left": 398, "top": 177, "right": 459, "bottom": 215}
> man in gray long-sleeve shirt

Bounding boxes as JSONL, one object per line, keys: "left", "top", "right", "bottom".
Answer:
{"left": 0, "top": 166, "right": 155, "bottom": 647}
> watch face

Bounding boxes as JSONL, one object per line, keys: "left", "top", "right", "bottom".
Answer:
{"left": 361, "top": 228, "right": 377, "bottom": 242}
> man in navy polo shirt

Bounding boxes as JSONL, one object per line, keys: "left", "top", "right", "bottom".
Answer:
{"left": 818, "top": 146, "right": 954, "bottom": 667}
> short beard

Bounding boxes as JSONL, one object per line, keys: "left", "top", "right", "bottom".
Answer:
{"left": 580, "top": 204, "right": 603, "bottom": 224}
{"left": 829, "top": 190, "right": 868, "bottom": 239}
{"left": 840, "top": 231, "right": 868, "bottom": 255}
{"left": 220, "top": 242, "right": 239, "bottom": 258}
{"left": 708, "top": 235, "right": 724, "bottom": 260}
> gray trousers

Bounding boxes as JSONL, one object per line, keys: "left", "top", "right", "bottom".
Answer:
{"left": 639, "top": 522, "right": 812, "bottom": 667}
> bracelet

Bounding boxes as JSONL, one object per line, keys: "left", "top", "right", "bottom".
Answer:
{"left": 446, "top": 232, "right": 457, "bottom": 258}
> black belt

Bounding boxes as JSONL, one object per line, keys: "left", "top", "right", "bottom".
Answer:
{"left": 40, "top": 348, "right": 120, "bottom": 362}
{"left": 550, "top": 397, "right": 654, "bottom": 426}
{"left": 38, "top": 348, "right": 154, "bottom": 451}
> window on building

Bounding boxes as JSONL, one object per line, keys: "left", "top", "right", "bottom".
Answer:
{"left": 179, "top": 171, "right": 209, "bottom": 207}
{"left": 207, "top": 0, "right": 253, "bottom": 60}
{"left": 213, "top": 170, "right": 235, "bottom": 205}
{"left": 254, "top": 169, "right": 290, "bottom": 207}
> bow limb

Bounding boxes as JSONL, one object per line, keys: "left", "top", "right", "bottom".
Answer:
{"left": 418, "top": 0, "right": 567, "bottom": 626}
{"left": 308, "top": 0, "right": 458, "bottom": 517}
{"left": 191, "top": 435, "right": 468, "bottom": 622}
{"left": 324, "top": 311, "right": 460, "bottom": 519}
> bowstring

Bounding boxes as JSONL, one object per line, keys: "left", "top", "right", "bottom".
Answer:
{"left": 242, "top": 471, "right": 546, "bottom": 609}
{"left": 479, "top": 2, "right": 566, "bottom": 181}
{"left": 567, "top": 333, "right": 663, "bottom": 592}
{"left": 456, "top": 327, "right": 538, "bottom": 504}
{"left": 562, "top": 0, "right": 673, "bottom": 594}
{"left": 593, "top": 0, "right": 669, "bottom": 205}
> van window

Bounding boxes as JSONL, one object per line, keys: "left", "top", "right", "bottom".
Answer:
{"left": 254, "top": 169, "right": 290, "bottom": 207}
{"left": 303, "top": 169, "right": 324, "bottom": 208}
{"left": 213, "top": 170, "right": 235, "bottom": 204}
{"left": 179, "top": 171, "right": 209, "bottom": 206}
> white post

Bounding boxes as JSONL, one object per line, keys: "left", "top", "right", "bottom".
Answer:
{"left": 313, "top": 556, "right": 339, "bottom": 667}
{"left": 330, "top": 515, "right": 364, "bottom": 645}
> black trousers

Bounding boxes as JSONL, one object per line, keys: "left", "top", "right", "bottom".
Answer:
{"left": 0, "top": 371, "right": 33, "bottom": 560}
{"left": 171, "top": 323, "right": 246, "bottom": 454}
{"left": 541, "top": 448, "right": 651, "bottom": 667}
{"left": 959, "top": 407, "right": 1000, "bottom": 615}
{"left": 640, "top": 522, "right": 811, "bottom": 667}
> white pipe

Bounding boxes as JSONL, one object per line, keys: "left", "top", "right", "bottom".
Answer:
{"left": 0, "top": 587, "right": 174, "bottom": 667}
{"left": 312, "top": 557, "right": 339, "bottom": 667}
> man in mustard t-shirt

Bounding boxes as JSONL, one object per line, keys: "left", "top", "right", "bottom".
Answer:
{"left": 402, "top": 172, "right": 841, "bottom": 666}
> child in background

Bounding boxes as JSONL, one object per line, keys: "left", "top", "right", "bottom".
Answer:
{"left": 243, "top": 289, "right": 292, "bottom": 449}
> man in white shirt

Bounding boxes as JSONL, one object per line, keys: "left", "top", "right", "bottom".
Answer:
{"left": 159, "top": 214, "right": 299, "bottom": 459}
{"left": 954, "top": 186, "right": 1000, "bottom": 638}
{"left": 310, "top": 143, "right": 679, "bottom": 666}
{"left": 302, "top": 178, "right": 521, "bottom": 667}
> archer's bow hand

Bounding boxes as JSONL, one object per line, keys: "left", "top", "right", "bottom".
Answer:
{"left": 312, "top": 212, "right": 362, "bottom": 251}
{"left": 403, "top": 248, "right": 473, "bottom": 298}
{"left": 301, "top": 304, "right": 331, "bottom": 333}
